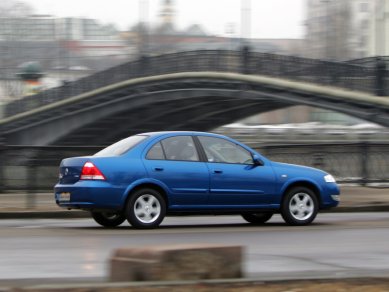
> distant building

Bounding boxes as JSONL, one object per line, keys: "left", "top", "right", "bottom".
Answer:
{"left": 0, "top": 15, "right": 132, "bottom": 99}
{"left": 305, "top": 0, "right": 372, "bottom": 60}
{"left": 158, "top": 0, "right": 175, "bottom": 27}
{"left": 0, "top": 15, "right": 120, "bottom": 41}
{"left": 0, "top": 15, "right": 131, "bottom": 71}
{"left": 0, "top": 15, "right": 56, "bottom": 41}
{"left": 129, "top": 0, "right": 304, "bottom": 56}
{"left": 368, "top": 0, "right": 389, "bottom": 56}
{"left": 305, "top": 0, "right": 389, "bottom": 60}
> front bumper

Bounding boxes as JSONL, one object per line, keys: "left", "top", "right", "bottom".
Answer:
{"left": 320, "top": 183, "right": 340, "bottom": 209}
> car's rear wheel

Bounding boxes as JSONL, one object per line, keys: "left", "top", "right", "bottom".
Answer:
{"left": 126, "top": 188, "right": 166, "bottom": 229}
{"left": 241, "top": 213, "right": 273, "bottom": 224}
{"left": 91, "top": 211, "right": 126, "bottom": 227}
{"left": 281, "top": 187, "right": 318, "bottom": 226}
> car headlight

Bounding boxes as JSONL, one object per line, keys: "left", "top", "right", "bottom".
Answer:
{"left": 324, "top": 174, "right": 336, "bottom": 183}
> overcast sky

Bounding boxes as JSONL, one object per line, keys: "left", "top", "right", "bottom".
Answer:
{"left": 22, "top": 0, "right": 305, "bottom": 39}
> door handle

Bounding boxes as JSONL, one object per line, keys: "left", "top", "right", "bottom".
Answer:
{"left": 154, "top": 167, "right": 164, "bottom": 171}
{"left": 213, "top": 170, "right": 223, "bottom": 174}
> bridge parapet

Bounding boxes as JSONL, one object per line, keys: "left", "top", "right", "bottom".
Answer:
{"left": 2, "top": 49, "right": 383, "bottom": 119}
{"left": 0, "top": 142, "right": 388, "bottom": 192}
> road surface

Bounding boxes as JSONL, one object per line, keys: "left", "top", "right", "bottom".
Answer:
{"left": 1, "top": 213, "right": 389, "bottom": 283}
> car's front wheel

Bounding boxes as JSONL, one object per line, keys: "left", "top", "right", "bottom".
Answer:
{"left": 126, "top": 188, "right": 166, "bottom": 229}
{"left": 91, "top": 211, "right": 126, "bottom": 227}
{"left": 241, "top": 213, "right": 273, "bottom": 224}
{"left": 281, "top": 187, "right": 318, "bottom": 226}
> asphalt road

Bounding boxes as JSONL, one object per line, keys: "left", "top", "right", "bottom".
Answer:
{"left": 1, "top": 213, "right": 389, "bottom": 284}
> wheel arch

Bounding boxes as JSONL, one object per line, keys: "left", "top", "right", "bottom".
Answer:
{"left": 122, "top": 179, "right": 170, "bottom": 209}
{"left": 281, "top": 180, "right": 323, "bottom": 206}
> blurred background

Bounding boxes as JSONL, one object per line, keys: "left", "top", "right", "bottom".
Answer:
{"left": 0, "top": 0, "right": 388, "bottom": 195}
{"left": 1, "top": 2, "right": 389, "bottom": 286}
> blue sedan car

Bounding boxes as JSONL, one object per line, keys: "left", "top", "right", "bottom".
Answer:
{"left": 55, "top": 131, "right": 340, "bottom": 229}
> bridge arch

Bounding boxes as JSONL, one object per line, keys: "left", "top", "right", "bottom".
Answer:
{"left": 1, "top": 71, "right": 388, "bottom": 146}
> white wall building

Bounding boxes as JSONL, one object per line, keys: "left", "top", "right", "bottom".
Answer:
{"left": 305, "top": 0, "right": 373, "bottom": 60}
{"left": 369, "top": 0, "right": 389, "bottom": 56}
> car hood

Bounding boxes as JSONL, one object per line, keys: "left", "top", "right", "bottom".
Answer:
{"left": 270, "top": 161, "right": 328, "bottom": 178}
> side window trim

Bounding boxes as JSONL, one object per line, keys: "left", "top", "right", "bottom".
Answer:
{"left": 160, "top": 141, "right": 168, "bottom": 160}
{"left": 193, "top": 135, "right": 208, "bottom": 162}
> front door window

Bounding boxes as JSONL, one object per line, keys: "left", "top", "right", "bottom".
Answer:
{"left": 198, "top": 136, "right": 253, "bottom": 164}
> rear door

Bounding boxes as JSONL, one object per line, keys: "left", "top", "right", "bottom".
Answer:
{"left": 143, "top": 135, "right": 210, "bottom": 208}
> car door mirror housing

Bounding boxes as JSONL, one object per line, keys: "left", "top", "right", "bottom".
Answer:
{"left": 253, "top": 155, "right": 264, "bottom": 166}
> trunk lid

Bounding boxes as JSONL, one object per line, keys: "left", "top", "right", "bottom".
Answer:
{"left": 58, "top": 157, "right": 90, "bottom": 184}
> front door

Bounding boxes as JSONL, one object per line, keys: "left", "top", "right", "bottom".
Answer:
{"left": 197, "top": 136, "right": 276, "bottom": 207}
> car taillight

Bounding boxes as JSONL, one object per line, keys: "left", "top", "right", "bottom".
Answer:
{"left": 80, "top": 162, "right": 106, "bottom": 180}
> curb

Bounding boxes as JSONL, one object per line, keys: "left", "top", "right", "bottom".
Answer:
{"left": 328, "top": 205, "right": 389, "bottom": 213}
{"left": 5, "top": 276, "right": 389, "bottom": 292}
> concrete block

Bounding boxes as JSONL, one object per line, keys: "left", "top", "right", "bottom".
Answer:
{"left": 109, "top": 244, "right": 243, "bottom": 282}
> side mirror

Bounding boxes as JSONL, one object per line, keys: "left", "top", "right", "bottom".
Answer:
{"left": 252, "top": 155, "right": 264, "bottom": 166}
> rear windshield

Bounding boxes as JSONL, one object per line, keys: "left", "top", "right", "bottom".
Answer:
{"left": 94, "top": 135, "right": 148, "bottom": 157}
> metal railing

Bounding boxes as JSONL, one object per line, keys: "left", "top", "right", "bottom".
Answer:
{"left": 347, "top": 56, "right": 389, "bottom": 67}
{"left": 0, "top": 145, "right": 101, "bottom": 193}
{"left": 258, "top": 142, "right": 389, "bottom": 185}
{"left": 3, "top": 49, "right": 387, "bottom": 118}
{"left": 0, "top": 142, "right": 387, "bottom": 194}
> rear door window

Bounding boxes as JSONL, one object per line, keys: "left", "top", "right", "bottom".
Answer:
{"left": 146, "top": 142, "right": 165, "bottom": 160}
{"left": 160, "top": 136, "right": 199, "bottom": 162}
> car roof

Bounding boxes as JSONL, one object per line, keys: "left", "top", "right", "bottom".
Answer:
{"left": 138, "top": 131, "right": 227, "bottom": 138}
{"left": 130, "top": 131, "right": 260, "bottom": 158}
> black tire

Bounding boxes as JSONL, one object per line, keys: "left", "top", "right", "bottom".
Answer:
{"left": 126, "top": 188, "right": 166, "bottom": 229}
{"left": 91, "top": 211, "right": 126, "bottom": 227}
{"left": 281, "top": 187, "right": 318, "bottom": 226}
{"left": 241, "top": 213, "right": 273, "bottom": 224}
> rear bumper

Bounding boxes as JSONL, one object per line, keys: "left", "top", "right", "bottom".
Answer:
{"left": 54, "top": 181, "right": 126, "bottom": 210}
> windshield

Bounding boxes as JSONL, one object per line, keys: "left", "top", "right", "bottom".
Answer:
{"left": 94, "top": 135, "right": 148, "bottom": 157}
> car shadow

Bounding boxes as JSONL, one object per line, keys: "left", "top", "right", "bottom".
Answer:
{"left": 67, "top": 221, "right": 332, "bottom": 230}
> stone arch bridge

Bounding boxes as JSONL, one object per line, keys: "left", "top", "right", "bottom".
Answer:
{"left": 0, "top": 50, "right": 388, "bottom": 146}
